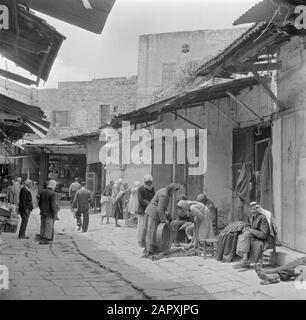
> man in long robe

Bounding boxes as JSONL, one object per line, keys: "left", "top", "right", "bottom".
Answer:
{"left": 234, "top": 202, "right": 270, "bottom": 269}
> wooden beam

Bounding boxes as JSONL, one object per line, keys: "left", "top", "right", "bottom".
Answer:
{"left": 226, "top": 91, "right": 263, "bottom": 122}
{"left": 0, "top": 69, "right": 37, "bottom": 86}
{"left": 206, "top": 101, "right": 240, "bottom": 126}
{"left": 251, "top": 70, "right": 283, "bottom": 111}
{"left": 198, "top": 29, "right": 283, "bottom": 79}
{"left": 226, "top": 62, "right": 281, "bottom": 73}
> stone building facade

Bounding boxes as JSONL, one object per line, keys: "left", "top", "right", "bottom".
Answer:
{"left": 137, "top": 28, "right": 247, "bottom": 108}
{"left": 37, "top": 76, "right": 138, "bottom": 139}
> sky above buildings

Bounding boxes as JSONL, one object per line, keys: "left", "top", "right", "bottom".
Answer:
{"left": 2, "top": 0, "right": 260, "bottom": 88}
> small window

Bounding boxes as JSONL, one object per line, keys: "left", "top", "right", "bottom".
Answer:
{"left": 162, "top": 63, "right": 176, "bottom": 86}
{"left": 113, "top": 106, "right": 118, "bottom": 113}
{"left": 53, "top": 111, "right": 69, "bottom": 127}
{"left": 99, "top": 104, "right": 111, "bottom": 126}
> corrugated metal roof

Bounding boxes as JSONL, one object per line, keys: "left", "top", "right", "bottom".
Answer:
{"left": 110, "top": 76, "right": 260, "bottom": 128}
{"left": 22, "top": 0, "right": 116, "bottom": 34}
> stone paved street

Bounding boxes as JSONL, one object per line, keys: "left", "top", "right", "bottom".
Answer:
{"left": 0, "top": 211, "right": 145, "bottom": 300}
{"left": 1, "top": 208, "right": 306, "bottom": 300}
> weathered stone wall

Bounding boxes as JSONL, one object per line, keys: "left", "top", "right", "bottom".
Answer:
{"left": 37, "top": 76, "right": 138, "bottom": 139}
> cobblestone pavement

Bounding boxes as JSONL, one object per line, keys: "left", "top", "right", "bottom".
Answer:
{"left": 1, "top": 208, "right": 306, "bottom": 300}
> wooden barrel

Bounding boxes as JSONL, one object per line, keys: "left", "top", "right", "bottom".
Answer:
{"left": 156, "top": 222, "right": 173, "bottom": 252}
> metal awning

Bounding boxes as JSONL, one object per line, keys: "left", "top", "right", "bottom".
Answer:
{"left": 0, "top": 0, "right": 65, "bottom": 84}
{"left": 110, "top": 77, "right": 260, "bottom": 128}
{"left": 20, "top": 0, "right": 116, "bottom": 34}
{"left": 1, "top": 0, "right": 116, "bottom": 85}
{"left": 22, "top": 139, "right": 76, "bottom": 148}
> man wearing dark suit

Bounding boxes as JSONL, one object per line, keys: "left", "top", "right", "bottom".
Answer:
{"left": 38, "top": 180, "right": 58, "bottom": 244}
{"left": 72, "top": 181, "right": 92, "bottom": 232}
{"left": 18, "top": 180, "right": 33, "bottom": 239}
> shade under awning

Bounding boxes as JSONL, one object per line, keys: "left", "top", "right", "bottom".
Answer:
{"left": 0, "top": 93, "right": 50, "bottom": 141}
{"left": 21, "top": 0, "right": 116, "bottom": 34}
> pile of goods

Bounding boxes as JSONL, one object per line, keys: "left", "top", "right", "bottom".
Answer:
{"left": 0, "top": 202, "right": 19, "bottom": 234}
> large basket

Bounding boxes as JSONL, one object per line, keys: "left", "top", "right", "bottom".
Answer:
{"left": 156, "top": 222, "right": 173, "bottom": 252}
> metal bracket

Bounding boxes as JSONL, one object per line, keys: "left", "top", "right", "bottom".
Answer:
{"left": 207, "top": 100, "right": 240, "bottom": 127}
{"left": 170, "top": 110, "right": 204, "bottom": 129}
{"left": 226, "top": 91, "right": 263, "bottom": 122}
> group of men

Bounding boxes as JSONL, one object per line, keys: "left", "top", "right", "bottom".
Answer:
{"left": 16, "top": 177, "right": 92, "bottom": 245}
{"left": 16, "top": 179, "right": 58, "bottom": 244}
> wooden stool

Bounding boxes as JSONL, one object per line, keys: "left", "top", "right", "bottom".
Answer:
{"left": 198, "top": 238, "right": 218, "bottom": 259}
{"left": 260, "top": 246, "right": 277, "bottom": 267}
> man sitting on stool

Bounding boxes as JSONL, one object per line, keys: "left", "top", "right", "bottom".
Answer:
{"left": 234, "top": 202, "right": 270, "bottom": 269}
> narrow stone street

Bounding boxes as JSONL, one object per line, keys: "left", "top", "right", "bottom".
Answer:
{"left": 0, "top": 212, "right": 146, "bottom": 300}
{"left": 1, "top": 208, "right": 306, "bottom": 300}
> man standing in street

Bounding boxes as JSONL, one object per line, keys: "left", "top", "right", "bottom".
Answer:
{"left": 38, "top": 180, "right": 58, "bottom": 245}
{"left": 69, "top": 178, "right": 81, "bottom": 215}
{"left": 72, "top": 181, "right": 92, "bottom": 232}
{"left": 18, "top": 180, "right": 33, "bottom": 239}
